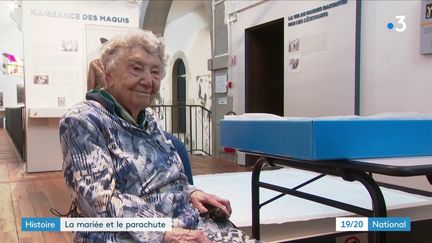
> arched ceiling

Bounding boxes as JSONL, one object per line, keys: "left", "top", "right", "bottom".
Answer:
{"left": 141, "top": 0, "right": 211, "bottom": 36}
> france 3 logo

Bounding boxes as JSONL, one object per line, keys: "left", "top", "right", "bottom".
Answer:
{"left": 387, "top": 16, "right": 406, "bottom": 32}
{"left": 427, "top": 3, "right": 432, "bottom": 19}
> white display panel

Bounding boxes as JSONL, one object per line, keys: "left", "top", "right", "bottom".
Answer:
{"left": 21, "top": 1, "right": 140, "bottom": 172}
{"left": 227, "top": 0, "right": 357, "bottom": 117}
{"left": 28, "top": 108, "right": 69, "bottom": 118}
{"left": 283, "top": 0, "right": 356, "bottom": 117}
{"left": 23, "top": 13, "right": 84, "bottom": 109}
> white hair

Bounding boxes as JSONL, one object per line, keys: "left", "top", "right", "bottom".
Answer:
{"left": 100, "top": 30, "right": 167, "bottom": 77}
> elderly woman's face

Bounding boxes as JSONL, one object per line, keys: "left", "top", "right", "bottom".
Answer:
{"left": 105, "top": 47, "right": 162, "bottom": 116}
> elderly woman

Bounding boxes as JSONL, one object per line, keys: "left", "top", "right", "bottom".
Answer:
{"left": 59, "top": 30, "right": 257, "bottom": 242}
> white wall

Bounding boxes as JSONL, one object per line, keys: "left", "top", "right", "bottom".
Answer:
{"left": 162, "top": 2, "right": 212, "bottom": 152}
{"left": 361, "top": 0, "right": 432, "bottom": 192}
{"left": 188, "top": 26, "right": 212, "bottom": 107}
{"left": 22, "top": 0, "right": 140, "bottom": 172}
{"left": 0, "top": 1, "right": 24, "bottom": 108}
{"left": 0, "top": 2, "right": 23, "bottom": 60}
{"left": 226, "top": 0, "right": 432, "bottom": 191}
{"left": 0, "top": 76, "right": 21, "bottom": 107}
{"left": 163, "top": 2, "right": 211, "bottom": 105}
{"left": 360, "top": 0, "right": 432, "bottom": 115}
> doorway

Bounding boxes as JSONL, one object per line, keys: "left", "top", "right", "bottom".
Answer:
{"left": 245, "top": 18, "right": 284, "bottom": 115}
{"left": 172, "top": 58, "right": 186, "bottom": 133}
{"left": 245, "top": 18, "right": 284, "bottom": 164}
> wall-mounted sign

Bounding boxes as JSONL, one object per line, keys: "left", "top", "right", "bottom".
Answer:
{"left": 29, "top": 8, "right": 130, "bottom": 24}
{"left": 215, "top": 74, "right": 227, "bottom": 94}
{"left": 420, "top": 0, "right": 432, "bottom": 54}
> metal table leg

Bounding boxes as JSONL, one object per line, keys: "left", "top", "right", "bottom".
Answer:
{"left": 251, "top": 157, "right": 268, "bottom": 240}
{"left": 251, "top": 159, "right": 389, "bottom": 243}
{"left": 341, "top": 170, "right": 387, "bottom": 243}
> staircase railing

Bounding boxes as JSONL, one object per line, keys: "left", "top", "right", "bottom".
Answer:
{"left": 149, "top": 104, "right": 212, "bottom": 156}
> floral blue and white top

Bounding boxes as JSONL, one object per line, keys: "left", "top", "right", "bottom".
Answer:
{"left": 60, "top": 90, "right": 257, "bottom": 243}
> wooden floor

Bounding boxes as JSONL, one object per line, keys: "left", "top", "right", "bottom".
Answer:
{"left": 0, "top": 129, "right": 252, "bottom": 243}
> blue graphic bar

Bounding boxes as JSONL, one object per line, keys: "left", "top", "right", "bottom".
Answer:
{"left": 21, "top": 217, "right": 172, "bottom": 232}
{"left": 22, "top": 218, "right": 60, "bottom": 232}
{"left": 368, "top": 217, "right": 410, "bottom": 231}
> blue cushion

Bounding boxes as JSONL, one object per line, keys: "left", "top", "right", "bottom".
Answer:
{"left": 164, "top": 131, "right": 194, "bottom": 185}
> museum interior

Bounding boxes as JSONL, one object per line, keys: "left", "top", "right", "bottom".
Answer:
{"left": 1, "top": 0, "right": 432, "bottom": 242}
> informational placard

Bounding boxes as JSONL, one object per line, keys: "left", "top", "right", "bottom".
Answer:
{"left": 22, "top": 0, "right": 139, "bottom": 109}
{"left": 215, "top": 74, "right": 227, "bottom": 94}
{"left": 420, "top": 0, "right": 432, "bottom": 54}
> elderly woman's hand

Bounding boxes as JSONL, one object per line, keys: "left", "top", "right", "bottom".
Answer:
{"left": 163, "top": 228, "right": 211, "bottom": 243}
{"left": 189, "top": 190, "right": 232, "bottom": 217}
